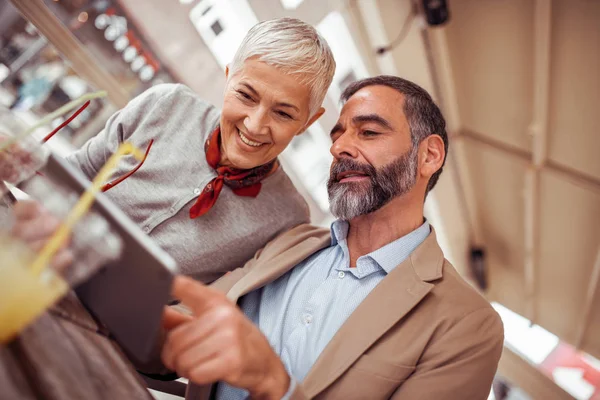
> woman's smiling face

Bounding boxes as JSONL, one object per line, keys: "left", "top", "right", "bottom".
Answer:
{"left": 219, "top": 59, "right": 324, "bottom": 169}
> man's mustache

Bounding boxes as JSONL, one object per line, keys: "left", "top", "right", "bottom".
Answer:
{"left": 329, "top": 158, "right": 377, "bottom": 180}
{"left": 329, "top": 158, "right": 377, "bottom": 182}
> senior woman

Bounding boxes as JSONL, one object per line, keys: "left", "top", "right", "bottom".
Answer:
{"left": 1, "top": 17, "right": 334, "bottom": 400}
{"left": 13, "top": 17, "right": 336, "bottom": 283}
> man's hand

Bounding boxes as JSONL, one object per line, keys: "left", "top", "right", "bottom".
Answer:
{"left": 10, "top": 200, "right": 73, "bottom": 272}
{"left": 161, "top": 276, "right": 290, "bottom": 400}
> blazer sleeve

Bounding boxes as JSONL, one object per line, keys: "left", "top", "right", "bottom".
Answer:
{"left": 390, "top": 307, "right": 504, "bottom": 400}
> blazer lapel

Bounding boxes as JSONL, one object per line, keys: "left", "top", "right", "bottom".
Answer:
{"left": 210, "top": 267, "right": 248, "bottom": 294}
{"left": 226, "top": 235, "right": 331, "bottom": 302}
{"left": 302, "top": 231, "right": 445, "bottom": 398}
{"left": 208, "top": 225, "right": 331, "bottom": 301}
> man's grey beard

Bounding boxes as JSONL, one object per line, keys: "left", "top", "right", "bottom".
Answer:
{"left": 327, "top": 146, "right": 418, "bottom": 221}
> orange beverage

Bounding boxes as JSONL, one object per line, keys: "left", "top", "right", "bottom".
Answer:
{"left": 0, "top": 235, "right": 68, "bottom": 343}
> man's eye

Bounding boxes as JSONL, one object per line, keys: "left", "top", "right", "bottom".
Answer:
{"left": 363, "top": 130, "right": 380, "bottom": 136}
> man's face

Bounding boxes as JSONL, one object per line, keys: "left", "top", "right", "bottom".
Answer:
{"left": 220, "top": 59, "right": 322, "bottom": 169}
{"left": 327, "top": 85, "right": 419, "bottom": 220}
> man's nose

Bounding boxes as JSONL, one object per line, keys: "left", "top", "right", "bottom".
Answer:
{"left": 330, "top": 130, "right": 359, "bottom": 160}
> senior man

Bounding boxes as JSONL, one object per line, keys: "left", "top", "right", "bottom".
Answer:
{"left": 162, "top": 75, "right": 504, "bottom": 400}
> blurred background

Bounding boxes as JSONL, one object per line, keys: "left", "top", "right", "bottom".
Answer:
{"left": 1, "top": 0, "right": 599, "bottom": 398}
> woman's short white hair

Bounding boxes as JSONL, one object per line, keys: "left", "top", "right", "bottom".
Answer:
{"left": 229, "top": 17, "right": 336, "bottom": 117}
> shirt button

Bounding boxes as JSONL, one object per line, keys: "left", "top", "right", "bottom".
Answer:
{"left": 193, "top": 187, "right": 201, "bottom": 195}
{"left": 303, "top": 314, "right": 313, "bottom": 325}
{"left": 169, "top": 206, "right": 176, "bottom": 214}
{"left": 338, "top": 271, "right": 345, "bottom": 279}
{"left": 143, "top": 226, "right": 150, "bottom": 233}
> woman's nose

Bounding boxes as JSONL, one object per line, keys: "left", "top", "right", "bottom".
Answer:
{"left": 244, "top": 108, "right": 270, "bottom": 136}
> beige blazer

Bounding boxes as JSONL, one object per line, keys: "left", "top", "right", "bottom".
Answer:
{"left": 187, "top": 224, "right": 504, "bottom": 400}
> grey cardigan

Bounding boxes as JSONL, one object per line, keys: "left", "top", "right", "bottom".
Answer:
{"left": 67, "top": 83, "right": 310, "bottom": 283}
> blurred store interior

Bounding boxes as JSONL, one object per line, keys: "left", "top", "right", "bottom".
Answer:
{"left": 1, "top": 0, "right": 599, "bottom": 398}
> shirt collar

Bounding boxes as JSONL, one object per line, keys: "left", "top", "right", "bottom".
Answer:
{"left": 367, "top": 221, "right": 430, "bottom": 273}
{"left": 330, "top": 220, "right": 349, "bottom": 246}
{"left": 330, "top": 219, "right": 431, "bottom": 275}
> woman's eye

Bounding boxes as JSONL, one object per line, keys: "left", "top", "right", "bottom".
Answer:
{"left": 277, "top": 111, "right": 293, "bottom": 120}
{"left": 238, "top": 91, "right": 253, "bottom": 100}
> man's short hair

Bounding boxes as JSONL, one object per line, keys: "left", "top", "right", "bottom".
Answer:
{"left": 230, "top": 18, "right": 336, "bottom": 117}
{"left": 341, "top": 76, "right": 449, "bottom": 194}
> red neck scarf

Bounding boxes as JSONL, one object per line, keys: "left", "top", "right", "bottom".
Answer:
{"left": 189, "top": 127, "right": 276, "bottom": 218}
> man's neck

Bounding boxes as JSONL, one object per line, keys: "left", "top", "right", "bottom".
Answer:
{"left": 346, "top": 196, "right": 424, "bottom": 267}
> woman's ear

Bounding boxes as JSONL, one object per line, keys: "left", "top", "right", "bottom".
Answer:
{"left": 300, "top": 107, "right": 326, "bottom": 134}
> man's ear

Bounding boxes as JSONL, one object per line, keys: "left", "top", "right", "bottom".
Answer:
{"left": 419, "top": 134, "right": 445, "bottom": 179}
{"left": 299, "top": 107, "right": 326, "bottom": 135}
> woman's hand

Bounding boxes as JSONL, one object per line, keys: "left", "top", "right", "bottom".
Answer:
{"left": 10, "top": 200, "right": 74, "bottom": 272}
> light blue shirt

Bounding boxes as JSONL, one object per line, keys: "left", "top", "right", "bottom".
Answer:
{"left": 217, "top": 220, "right": 431, "bottom": 399}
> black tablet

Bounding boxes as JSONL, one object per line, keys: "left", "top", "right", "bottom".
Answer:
{"left": 43, "top": 153, "right": 177, "bottom": 362}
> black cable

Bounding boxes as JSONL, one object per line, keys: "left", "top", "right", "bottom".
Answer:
{"left": 376, "top": 10, "right": 417, "bottom": 55}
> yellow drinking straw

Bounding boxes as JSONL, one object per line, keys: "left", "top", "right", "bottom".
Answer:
{"left": 29, "top": 142, "right": 144, "bottom": 276}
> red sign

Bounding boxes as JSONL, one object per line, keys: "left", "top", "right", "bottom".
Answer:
{"left": 540, "top": 343, "right": 600, "bottom": 399}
